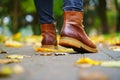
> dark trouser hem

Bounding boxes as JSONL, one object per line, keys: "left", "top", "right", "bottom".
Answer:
{"left": 63, "top": 6, "right": 83, "bottom": 12}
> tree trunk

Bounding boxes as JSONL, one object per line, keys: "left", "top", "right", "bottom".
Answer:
{"left": 32, "top": 12, "right": 40, "bottom": 35}
{"left": 98, "top": 0, "right": 109, "bottom": 34}
{"left": 115, "top": 0, "right": 120, "bottom": 32}
{"left": 12, "top": 0, "right": 19, "bottom": 33}
{"left": 116, "top": 14, "right": 120, "bottom": 32}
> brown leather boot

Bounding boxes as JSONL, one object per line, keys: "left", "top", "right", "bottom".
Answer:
{"left": 59, "top": 11, "right": 97, "bottom": 53}
{"left": 41, "top": 24, "right": 57, "bottom": 49}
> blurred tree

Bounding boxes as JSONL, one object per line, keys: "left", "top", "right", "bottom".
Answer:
{"left": 114, "top": 0, "right": 120, "bottom": 32}
{"left": 98, "top": 0, "right": 109, "bottom": 34}
{"left": 20, "top": 0, "right": 35, "bottom": 13}
{"left": 0, "top": 0, "right": 36, "bottom": 34}
{"left": 0, "top": 0, "right": 118, "bottom": 35}
{"left": 0, "top": 0, "right": 21, "bottom": 33}
{"left": 12, "top": 0, "right": 19, "bottom": 33}
{"left": 0, "top": 0, "right": 11, "bottom": 15}
{"left": 54, "top": 0, "right": 63, "bottom": 34}
{"left": 0, "top": 0, "right": 13, "bottom": 33}
{"left": 21, "top": 0, "right": 38, "bottom": 34}
{"left": 83, "top": 0, "right": 98, "bottom": 33}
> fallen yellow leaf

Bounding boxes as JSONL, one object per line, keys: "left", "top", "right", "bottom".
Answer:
{"left": 35, "top": 48, "right": 58, "bottom": 52}
{"left": 0, "top": 66, "right": 12, "bottom": 77}
{"left": 35, "top": 47, "right": 74, "bottom": 53}
{"left": 6, "top": 55, "right": 24, "bottom": 59}
{"left": 101, "top": 61, "right": 120, "bottom": 67}
{"left": 5, "top": 40, "right": 23, "bottom": 48}
{"left": 58, "top": 48, "right": 74, "bottom": 53}
{"left": 0, "top": 59, "right": 21, "bottom": 64}
{"left": 75, "top": 57, "right": 101, "bottom": 66}
{"left": 109, "top": 46, "right": 120, "bottom": 51}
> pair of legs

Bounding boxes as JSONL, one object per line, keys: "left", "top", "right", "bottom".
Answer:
{"left": 34, "top": 0, "right": 97, "bottom": 53}
{"left": 34, "top": 0, "right": 83, "bottom": 24}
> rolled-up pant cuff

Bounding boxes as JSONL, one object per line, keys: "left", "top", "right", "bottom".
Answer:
{"left": 63, "top": 0, "right": 83, "bottom": 12}
{"left": 63, "top": 6, "right": 83, "bottom": 12}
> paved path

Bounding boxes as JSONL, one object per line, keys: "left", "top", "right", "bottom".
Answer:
{"left": 0, "top": 44, "right": 120, "bottom": 80}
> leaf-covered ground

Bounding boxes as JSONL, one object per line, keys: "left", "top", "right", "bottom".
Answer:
{"left": 0, "top": 32, "right": 120, "bottom": 80}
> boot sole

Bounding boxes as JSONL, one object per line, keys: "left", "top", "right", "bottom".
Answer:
{"left": 59, "top": 37, "right": 98, "bottom": 53}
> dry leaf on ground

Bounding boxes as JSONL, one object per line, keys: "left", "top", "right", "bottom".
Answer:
{"left": 35, "top": 47, "right": 74, "bottom": 53}
{"left": 39, "top": 53, "right": 53, "bottom": 56}
{"left": 5, "top": 40, "right": 23, "bottom": 48}
{"left": 0, "top": 50, "right": 7, "bottom": 54}
{"left": 0, "top": 66, "right": 13, "bottom": 77}
{"left": 54, "top": 53, "right": 69, "bottom": 56}
{"left": 6, "top": 54, "right": 31, "bottom": 59}
{"left": 6, "top": 55, "right": 24, "bottom": 59}
{"left": 75, "top": 57, "right": 101, "bottom": 67}
{"left": 35, "top": 48, "right": 58, "bottom": 52}
{"left": 101, "top": 61, "right": 120, "bottom": 67}
{"left": 0, "top": 59, "right": 21, "bottom": 64}
{"left": 109, "top": 46, "right": 120, "bottom": 51}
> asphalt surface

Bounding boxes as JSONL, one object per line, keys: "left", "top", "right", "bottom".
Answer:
{"left": 0, "top": 44, "right": 120, "bottom": 80}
